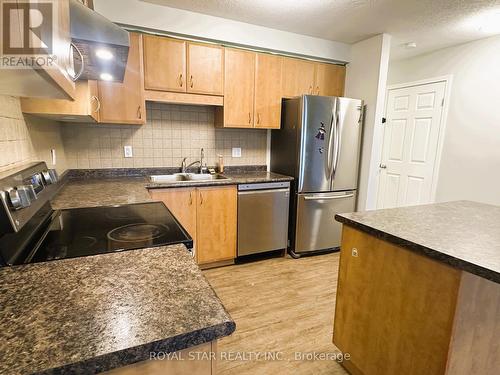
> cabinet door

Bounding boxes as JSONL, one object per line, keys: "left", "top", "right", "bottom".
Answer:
{"left": 254, "top": 53, "right": 282, "bottom": 129}
{"left": 221, "top": 48, "right": 255, "bottom": 128}
{"left": 282, "top": 57, "right": 315, "bottom": 97}
{"left": 187, "top": 42, "right": 224, "bottom": 95}
{"left": 20, "top": 80, "right": 99, "bottom": 122}
{"left": 98, "top": 32, "right": 145, "bottom": 124}
{"left": 149, "top": 188, "right": 197, "bottom": 257}
{"left": 314, "top": 63, "right": 346, "bottom": 96}
{"left": 196, "top": 186, "right": 237, "bottom": 264}
{"left": 334, "top": 226, "right": 461, "bottom": 375}
{"left": 143, "top": 35, "right": 186, "bottom": 92}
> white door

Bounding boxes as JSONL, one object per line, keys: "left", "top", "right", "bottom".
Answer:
{"left": 377, "top": 81, "right": 446, "bottom": 208}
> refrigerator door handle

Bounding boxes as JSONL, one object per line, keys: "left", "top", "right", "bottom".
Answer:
{"left": 304, "top": 193, "right": 355, "bottom": 200}
{"left": 324, "top": 113, "right": 334, "bottom": 181}
{"left": 326, "top": 105, "right": 337, "bottom": 180}
{"left": 331, "top": 101, "right": 341, "bottom": 180}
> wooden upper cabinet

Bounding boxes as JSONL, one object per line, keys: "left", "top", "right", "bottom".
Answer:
{"left": 282, "top": 57, "right": 315, "bottom": 97}
{"left": 196, "top": 186, "right": 237, "bottom": 264}
{"left": 218, "top": 48, "right": 255, "bottom": 128}
{"left": 21, "top": 81, "right": 100, "bottom": 122}
{"left": 254, "top": 53, "right": 282, "bottom": 129}
{"left": 97, "top": 32, "right": 145, "bottom": 124}
{"left": 187, "top": 43, "right": 223, "bottom": 95}
{"left": 143, "top": 35, "right": 186, "bottom": 92}
{"left": 314, "top": 63, "right": 346, "bottom": 96}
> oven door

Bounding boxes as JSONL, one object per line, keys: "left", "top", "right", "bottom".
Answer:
{"left": 0, "top": 203, "right": 59, "bottom": 265}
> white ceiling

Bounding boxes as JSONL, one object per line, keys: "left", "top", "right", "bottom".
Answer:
{"left": 142, "top": 0, "right": 500, "bottom": 59}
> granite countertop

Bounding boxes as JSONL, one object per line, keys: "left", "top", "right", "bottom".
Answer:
{"left": 0, "top": 244, "right": 235, "bottom": 375}
{"left": 336, "top": 201, "right": 500, "bottom": 284}
{"left": 51, "top": 177, "right": 153, "bottom": 209}
{"left": 52, "top": 171, "right": 293, "bottom": 209}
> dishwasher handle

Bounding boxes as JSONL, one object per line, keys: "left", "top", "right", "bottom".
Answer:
{"left": 238, "top": 188, "right": 290, "bottom": 195}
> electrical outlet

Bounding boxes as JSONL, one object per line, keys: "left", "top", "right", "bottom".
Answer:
{"left": 232, "top": 147, "right": 242, "bottom": 158}
{"left": 50, "top": 149, "right": 56, "bottom": 165}
{"left": 124, "top": 145, "right": 133, "bottom": 158}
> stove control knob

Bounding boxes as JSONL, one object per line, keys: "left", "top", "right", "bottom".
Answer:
{"left": 18, "top": 184, "right": 37, "bottom": 201}
{"left": 42, "top": 169, "right": 58, "bottom": 185}
{"left": 7, "top": 188, "right": 22, "bottom": 210}
{"left": 7, "top": 187, "right": 31, "bottom": 210}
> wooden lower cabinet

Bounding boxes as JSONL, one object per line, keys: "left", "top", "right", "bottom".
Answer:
{"left": 196, "top": 186, "right": 237, "bottom": 265}
{"left": 149, "top": 186, "right": 236, "bottom": 265}
{"left": 334, "top": 225, "right": 500, "bottom": 375}
{"left": 149, "top": 187, "right": 197, "bottom": 254}
{"left": 102, "top": 341, "right": 216, "bottom": 375}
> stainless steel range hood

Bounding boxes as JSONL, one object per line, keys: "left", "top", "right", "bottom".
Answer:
{"left": 70, "top": 0, "right": 130, "bottom": 82}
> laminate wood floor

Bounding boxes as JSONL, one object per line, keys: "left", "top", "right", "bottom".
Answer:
{"left": 204, "top": 252, "right": 349, "bottom": 375}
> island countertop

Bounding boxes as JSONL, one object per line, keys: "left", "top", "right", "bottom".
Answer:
{"left": 335, "top": 200, "right": 500, "bottom": 284}
{"left": 0, "top": 244, "right": 235, "bottom": 375}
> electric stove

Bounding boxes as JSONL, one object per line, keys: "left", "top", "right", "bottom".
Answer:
{"left": 0, "top": 163, "right": 193, "bottom": 266}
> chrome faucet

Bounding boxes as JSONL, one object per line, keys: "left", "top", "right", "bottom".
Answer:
{"left": 181, "top": 148, "right": 206, "bottom": 173}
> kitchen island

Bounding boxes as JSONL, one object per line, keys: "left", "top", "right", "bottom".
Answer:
{"left": 0, "top": 244, "right": 235, "bottom": 374}
{"left": 333, "top": 201, "right": 500, "bottom": 375}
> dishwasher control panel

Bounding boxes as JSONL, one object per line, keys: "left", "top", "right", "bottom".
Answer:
{"left": 238, "top": 181, "right": 290, "bottom": 191}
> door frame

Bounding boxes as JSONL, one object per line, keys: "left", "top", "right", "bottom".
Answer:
{"left": 375, "top": 75, "right": 453, "bottom": 206}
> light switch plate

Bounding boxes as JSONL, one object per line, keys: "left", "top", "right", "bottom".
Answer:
{"left": 124, "top": 145, "right": 133, "bottom": 158}
{"left": 232, "top": 147, "right": 242, "bottom": 158}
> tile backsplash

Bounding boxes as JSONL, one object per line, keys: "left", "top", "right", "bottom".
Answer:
{"left": 0, "top": 95, "right": 67, "bottom": 173}
{"left": 0, "top": 95, "right": 36, "bottom": 171}
{"left": 62, "top": 103, "right": 268, "bottom": 169}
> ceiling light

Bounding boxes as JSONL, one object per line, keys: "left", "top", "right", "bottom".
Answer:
{"left": 100, "top": 73, "right": 113, "bottom": 81}
{"left": 466, "top": 9, "right": 500, "bottom": 33}
{"left": 95, "top": 48, "right": 114, "bottom": 60}
{"left": 479, "top": 10, "right": 500, "bottom": 32}
{"left": 403, "top": 42, "right": 417, "bottom": 49}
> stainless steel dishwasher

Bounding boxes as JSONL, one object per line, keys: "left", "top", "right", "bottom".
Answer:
{"left": 237, "top": 181, "right": 290, "bottom": 256}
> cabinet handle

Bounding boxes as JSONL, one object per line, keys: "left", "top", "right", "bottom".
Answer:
{"left": 248, "top": 112, "right": 251, "bottom": 124}
{"left": 137, "top": 105, "right": 142, "bottom": 119}
{"left": 190, "top": 75, "right": 193, "bottom": 88}
{"left": 199, "top": 191, "right": 203, "bottom": 205}
{"left": 179, "top": 73, "right": 183, "bottom": 87}
{"left": 257, "top": 113, "right": 260, "bottom": 125}
{"left": 189, "top": 191, "right": 192, "bottom": 205}
{"left": 91, "top": 95, "right": 100, "bottom": 113}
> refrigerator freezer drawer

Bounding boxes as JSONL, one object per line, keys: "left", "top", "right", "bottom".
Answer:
{"left": 238, "top": 188, "right": 290, "bottom": 256}
{"left": 295, "top": 191, "right": 356, "bottom": 253}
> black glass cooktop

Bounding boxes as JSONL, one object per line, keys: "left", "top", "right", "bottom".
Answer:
{"left": 31, "top": 202, "right": 193, "bottom": 263}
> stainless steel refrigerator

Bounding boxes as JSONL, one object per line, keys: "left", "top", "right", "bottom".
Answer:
{"left": 271, "top": 95, "right": 364, "bottom": 257}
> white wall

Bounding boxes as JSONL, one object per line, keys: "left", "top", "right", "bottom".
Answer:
{"left": 388, "top": 35, "right": 500, "bottom": 206}
{"left": 345, "top": 34, "right": 391, "bottom": 210}
{"left": 94, "top": 0, "right": 351, "bottom": 62}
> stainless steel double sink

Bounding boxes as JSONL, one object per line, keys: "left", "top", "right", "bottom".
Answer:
{"left": 150, "top": 173, "right": 230, "bottom": 184}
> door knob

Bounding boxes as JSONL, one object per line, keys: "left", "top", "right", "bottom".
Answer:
{"left": 379, "top": 163, "right": 387, "bottom": 169}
